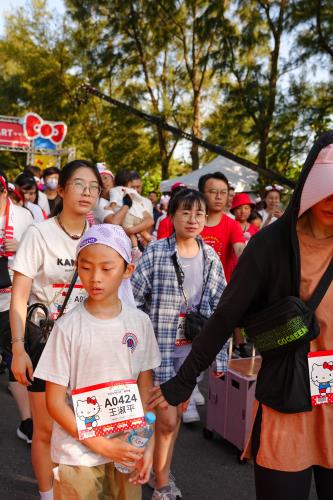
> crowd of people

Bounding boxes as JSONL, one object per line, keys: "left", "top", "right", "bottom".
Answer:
{"left": 0, "top": 134, "right": 332, "bottom": 500}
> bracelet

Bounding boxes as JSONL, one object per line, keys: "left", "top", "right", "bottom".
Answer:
{"left": 11, "top": 337, "right": 25, "bottom": 344}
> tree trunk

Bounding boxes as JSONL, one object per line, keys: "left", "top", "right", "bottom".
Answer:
{"left": 191, "top": 89, "right": 201, "bottom": 170}
{"left": 258, "top": 0, "right": 286, "bottom": 173}
{"left": 156, "top": 124, "right": 170, "bottom": 179}
{"left": 258, "top": 126, "right": 269, "bottom": 172}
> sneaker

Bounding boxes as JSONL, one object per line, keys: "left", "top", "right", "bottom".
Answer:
{"left": 148, "top": 472, "right": 182, "bottom": 498}
{"left": 152, "top": 486, "right": 177, "bottom": 500}
{"left": 192, "top": 385, "right": 205, "bottom": 406}
{"left": 17, "top": 418, "right": 33, "bottom": 444}
{"left": 182, "top": 404, "right": 200, "bottom": 423}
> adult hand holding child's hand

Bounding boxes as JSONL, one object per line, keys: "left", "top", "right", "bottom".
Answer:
{"left": 147, "top": 386, "right": 169, "bottom": 410}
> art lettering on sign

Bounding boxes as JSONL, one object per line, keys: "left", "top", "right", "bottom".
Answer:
{"left": 0, "top": 120, "right": 29, "bottom": 147}
{"left": 308, "top": 350, "right": 333, "bottom": 406}
{"left": 72, "top": 380, "right": 145, "bottom": 440}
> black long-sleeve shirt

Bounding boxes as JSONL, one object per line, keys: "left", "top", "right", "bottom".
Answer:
{"left": 161, "top": 130, "right": 333, "bottom": 406}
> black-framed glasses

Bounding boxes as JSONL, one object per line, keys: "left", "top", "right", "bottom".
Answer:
{"left": 68, "top": 180, "right": 101, "bottom": 197}
{"left": 176, "top": 210, "right": 207, "bottom": 223}
{"left": 205, "top": 189, "right": 228, "bottom": 197}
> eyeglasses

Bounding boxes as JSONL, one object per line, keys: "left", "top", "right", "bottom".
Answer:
{"left": 205, "top": 189, "right": 228, "bottom": 197}
{"left": 177, "top": 211, "right": 207, "bottom": 223}
{"left": 68, "top": 180, "right": 101, "bottom": 197}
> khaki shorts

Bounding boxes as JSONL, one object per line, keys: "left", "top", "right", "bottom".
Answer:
{"left": 53, "top": 462, "right": 141, "bottom": 500}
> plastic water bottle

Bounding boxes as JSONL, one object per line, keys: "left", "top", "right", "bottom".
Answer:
{"left": 114, "top": 412, "right": 156, "bottom": 473}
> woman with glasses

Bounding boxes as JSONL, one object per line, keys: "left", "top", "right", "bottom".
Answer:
{"left": 10, "top": 160, "right": 103, "bottom": 500}
{"left": 132, "top": 188, "right": 227, "bottom": 500}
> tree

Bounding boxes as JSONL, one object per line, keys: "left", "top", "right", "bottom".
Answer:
{"left": 0, "top": 0, "right": 161, "bottom": 177}
{"left": 66, "top": 0, "right": 188, "bottom": 179}
{"left": 291, "top": 0, "right": 333, "bottom": 63}
{"left": 151, "top": 0, "right": 228, "bottom": 170}
{"left": 204, "top": 0, "right": 312, "bottom": 180}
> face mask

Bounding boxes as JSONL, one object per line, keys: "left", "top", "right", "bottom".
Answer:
{"left": 46, "top": 178, "right": 58, "bottom": 190}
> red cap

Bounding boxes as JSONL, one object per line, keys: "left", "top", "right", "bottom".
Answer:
{"left": 230, "top": 193, "right": 254, "bottom": 213}
{"left": 171, "top": 182, "right": 186, "bottom": 191}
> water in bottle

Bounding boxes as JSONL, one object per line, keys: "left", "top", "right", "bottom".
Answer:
{"left": 114, "top": 412, "right": 156, "bottom": 473}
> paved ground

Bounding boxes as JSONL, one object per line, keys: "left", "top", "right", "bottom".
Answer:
{"left": 0, "top": 370, "right": 317, "bottom": 500}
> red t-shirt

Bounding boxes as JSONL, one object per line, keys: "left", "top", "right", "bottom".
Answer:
{"left": 243, "top": 223, "right": 259, "bottom": 243}
{"left": 157, "top": 216, "right": 174, "bottom": 240}
{"left": 201, "top": 214, "right": 245, "bottom": 282}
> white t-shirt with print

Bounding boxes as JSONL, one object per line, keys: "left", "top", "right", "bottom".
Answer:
{"left": 12, "top": 217, "right": 87, "bottom": 318}
{"left": 0, "top": 204, "right": 33, "bottom": 312}
{"left": 34, "top": 301, "right": 161, "bottom": 466}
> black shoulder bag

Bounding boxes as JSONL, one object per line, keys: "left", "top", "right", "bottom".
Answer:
{"left": 172, "top": 254, "right": 210, "bottom": 341}
{"left": 25, "top": 270, "right": 78, "bottom": 367}
{"left": 241, "top": 257, "right": 333, "bottom": 413}
{"left": 0, "top": 257, "right": 12, "bottom": 289}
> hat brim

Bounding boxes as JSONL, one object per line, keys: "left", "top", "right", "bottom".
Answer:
{"left": 299, "top": 164, "right": 333, "bottom": 216}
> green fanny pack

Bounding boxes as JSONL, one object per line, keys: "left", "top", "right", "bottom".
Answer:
{"left": 240, "top": 257, "right": 333, "bottom": 414}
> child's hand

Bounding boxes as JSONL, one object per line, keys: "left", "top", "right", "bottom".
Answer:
{"left": 147, "top": 386, "right": 169, "bottom": 410}
{"left": 102, "top": 436, "right": 144, "bottom": 466}
{"left": 129, "top": 448, "right": 153, "bottom": 485}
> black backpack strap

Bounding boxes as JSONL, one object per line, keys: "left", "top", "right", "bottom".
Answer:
{"left": 57, "top": 270, "right": 78, "bottom": 319}
{"left": 307, "top": 258, "right": 333, "bottom": 311}
{"left": 171, "top": 253, "right": 188, "bottom": 306}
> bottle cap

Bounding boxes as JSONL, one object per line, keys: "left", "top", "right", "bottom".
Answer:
{"left": 144, "top": 412, "right": 156, "bottom": 425}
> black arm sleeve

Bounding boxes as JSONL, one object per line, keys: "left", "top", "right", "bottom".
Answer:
{"left": 160, "top": 240, "right": 266, "bottom": 405}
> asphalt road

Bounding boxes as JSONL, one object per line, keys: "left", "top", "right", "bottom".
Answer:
{"left": 0, "top": 371, "right": 317, "bottom": 500}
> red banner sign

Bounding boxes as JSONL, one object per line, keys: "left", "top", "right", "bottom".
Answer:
{"left": 0, "top": 121, "right": 29, "bottom": 147}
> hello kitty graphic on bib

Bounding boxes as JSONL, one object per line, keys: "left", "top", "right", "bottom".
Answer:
{"left": 308, "top": 350, "right": 333, "bottom": 406}
{"left": 72, "top": 380, "right": 145, "bottom": 440}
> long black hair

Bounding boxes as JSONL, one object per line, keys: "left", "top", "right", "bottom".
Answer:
{"left": 15, "top": 173, "right": 39, "bottom": 204}
{"left": 52, "top": 160, "right": 103, "bottom": 216}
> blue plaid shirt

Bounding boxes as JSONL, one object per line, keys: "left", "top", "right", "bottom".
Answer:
{"left": 131, "top": 234, "right": 228, "bottom": 383}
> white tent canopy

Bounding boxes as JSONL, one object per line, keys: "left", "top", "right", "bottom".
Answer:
{"left": 160, "top": 155, "right": 259, "bottom": 193}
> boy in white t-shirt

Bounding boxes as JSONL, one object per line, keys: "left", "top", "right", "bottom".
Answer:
{"left": 34, "top": 224, "right": 161, "bottom": 500}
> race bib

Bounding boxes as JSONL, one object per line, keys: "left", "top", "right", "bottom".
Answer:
{"left": 72, "top": 379, "right": 145, "bottom": 440}
{"left": 308, "top": 350, "right": 333, "bottom": 406}
{"left": 175, "top": 313, "right": 191, "bottom": 346}
{"left": 50, "top": 283, "right": 87, "bottom": 319}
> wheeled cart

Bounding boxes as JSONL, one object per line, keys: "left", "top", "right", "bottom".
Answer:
{"left": 204, "top": 347, "right": 261, "bottom": 459}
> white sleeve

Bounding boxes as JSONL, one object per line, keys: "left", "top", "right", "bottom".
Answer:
{"left": 140, "top": 316, "right": 161, "bottom": 372}
{"left": 34, "top": 321, "right": 71, "bottom": 387}
{"left": 143, "top": 198, "right": 153, "bottom": 217}
{"left": 93, "top": 205, "right": 116, "bottom": 224}
{"left": 22, "top": 209, "right": 34, "bottom": 229}
{"left": 38, "top": 191, "right": 50, "bottom": 216}
{"left": 12, "top": 225, "right": 45, "bottom": 279}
